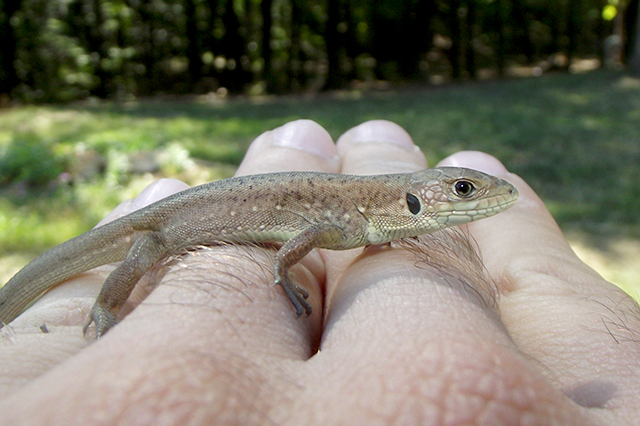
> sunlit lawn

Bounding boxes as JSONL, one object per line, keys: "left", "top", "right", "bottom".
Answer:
{"left": 1, "top": 70, "right": 639, "bottom": 297}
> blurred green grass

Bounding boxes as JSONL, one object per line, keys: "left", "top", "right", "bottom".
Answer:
{"left": 1, "top": 70, "right": 639, "bottom": 294}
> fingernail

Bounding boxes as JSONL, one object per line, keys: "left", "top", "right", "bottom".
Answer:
{"left": 133, "top": 178, "right": 189, "bottom": 209}
{"left": 95, "top": 179, "right": 189, "bottom": 228}
{"left": 437, "top": 151, "right": 509, "bottom": 175}
{"left": 339, "top": 120, "right": 416, "bottom": 150}
{"left": 270, "top": 119, "right": 337, "bottom": 159}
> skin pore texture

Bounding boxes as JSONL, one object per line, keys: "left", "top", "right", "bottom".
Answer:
{"left": 0, "top": 120, "right": 639, "bottom": 426}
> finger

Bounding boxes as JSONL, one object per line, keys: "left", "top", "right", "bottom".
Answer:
{"left": 337, "top": 119, "right": 427, "bottom": 173}
{"left": 237, "top": 119, "right": 340, "bottom": 175}
{"left": 320, "top": 120, "right": 428, "bottom": 308}
{"left": 96, "top": 178, "right": 190, "bottom": 227}
{"left": 439, "top": 151, "right": 640, "bottom": 419}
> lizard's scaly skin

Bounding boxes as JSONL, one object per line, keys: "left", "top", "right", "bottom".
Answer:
{"left": 0, "top": 167, "right": 518, "bottom": 336}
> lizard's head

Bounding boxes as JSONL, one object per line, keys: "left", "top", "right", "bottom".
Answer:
{"left": 409, "top": 166, "right": 518, "bottom": 226}
{"left": 365, "top": 167, "right": 518, "bottom": 244}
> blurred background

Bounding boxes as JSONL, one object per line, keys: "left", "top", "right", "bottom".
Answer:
{"left": 0, "top": 0, "right": 639, "bottom": 299}
{"left": 0, "top": 0, "right": 636, "bottom": 99}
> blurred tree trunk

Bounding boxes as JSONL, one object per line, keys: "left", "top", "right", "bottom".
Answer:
{"left": 369, "top": 0, "right": 434, "bottom": 81}
{"left": 343, "top": 1, "right": 361, "bottom": 82}
{"left": 324, "top": 0, "right": 346, "bottom": 90}
{"left": 0, "top": 0, "right": 22, "bottom": 99}
{"left": 261, "top": 0, "right": 275, "bottom": 92}
{"left": 595, "top": 0, "right": 607, "bottom": 66}
{"left": 624, "top": 0, "right": 638, "bottom": 61}
{"left": 496, "top": 0, "right": 508, "bottom": 76}
{"left": 368, "top": 0, "right": 387, "bottom": 80}
{"left": 512, "top": 0, "right": 533, "bottom": 62}
{"left": 628, "top": 0, "right": 640, "bottom": 71}
{"left": 448, "top": 1, "right": 462, "bottom": 79}
{"left": 465, "top": 0, "right": 476, "bottom": 79}
{"left": 288, "top": 0, "right": 302, "bottom": 90}
{"left": 220, "top": 0, "right": 249, "bottom": 93}
{"left": 185, "top": 0, "right": 203, "bottom": 88}
{"left": 86, "top": 0, "right": 110, "bottom": 98}
{"left": 137, "top": 0, "right": 160, "bottom": 95}
{"left": 398, "top": 0, "right": 435, "bottom": 79}
{"left": 549, "top": 1, "right": 563, "bottom": 57}
{"left": 205, "top": 0, "right": 220, "bottom": 83}
{"left": 565, "top": 0, "right": 579, "bottom": 71}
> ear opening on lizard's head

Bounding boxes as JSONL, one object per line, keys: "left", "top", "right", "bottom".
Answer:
{"left": 406, "top": 193, "right": 421, "bottom": 215}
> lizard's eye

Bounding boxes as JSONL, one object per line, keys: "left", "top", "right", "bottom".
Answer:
{"left": 406, "top": 193, "right": 421, "bottom": 215}
{"left": 453, "top": 179, "right": 476, "bottom": 197}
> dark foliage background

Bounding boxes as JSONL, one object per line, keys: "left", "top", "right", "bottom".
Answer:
{"left": 0, "top": 0, "right": 630, "bottom": 102}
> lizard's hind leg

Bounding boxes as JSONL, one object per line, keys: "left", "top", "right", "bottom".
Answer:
{"left": 84, "top": 232, "right": 169, "bottom": 338}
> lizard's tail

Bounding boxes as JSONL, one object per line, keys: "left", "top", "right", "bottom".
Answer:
{"left": 0, "top": 221, "right": 135, "bottom": 328}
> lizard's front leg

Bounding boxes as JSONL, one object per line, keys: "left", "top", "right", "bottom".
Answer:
{"left": 84, "top": 232, "right": 169, "bottom": 338}
{"left": 274, "top": 223, "right": 345, "bottom": 317}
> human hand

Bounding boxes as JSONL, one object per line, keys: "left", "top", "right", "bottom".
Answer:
{"left": 1, "top": 120, "right": 638, "bottom": 425}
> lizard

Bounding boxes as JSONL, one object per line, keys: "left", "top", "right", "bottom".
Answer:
{"left": 0, "top": 167, "right": 518, "bottom": 338}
